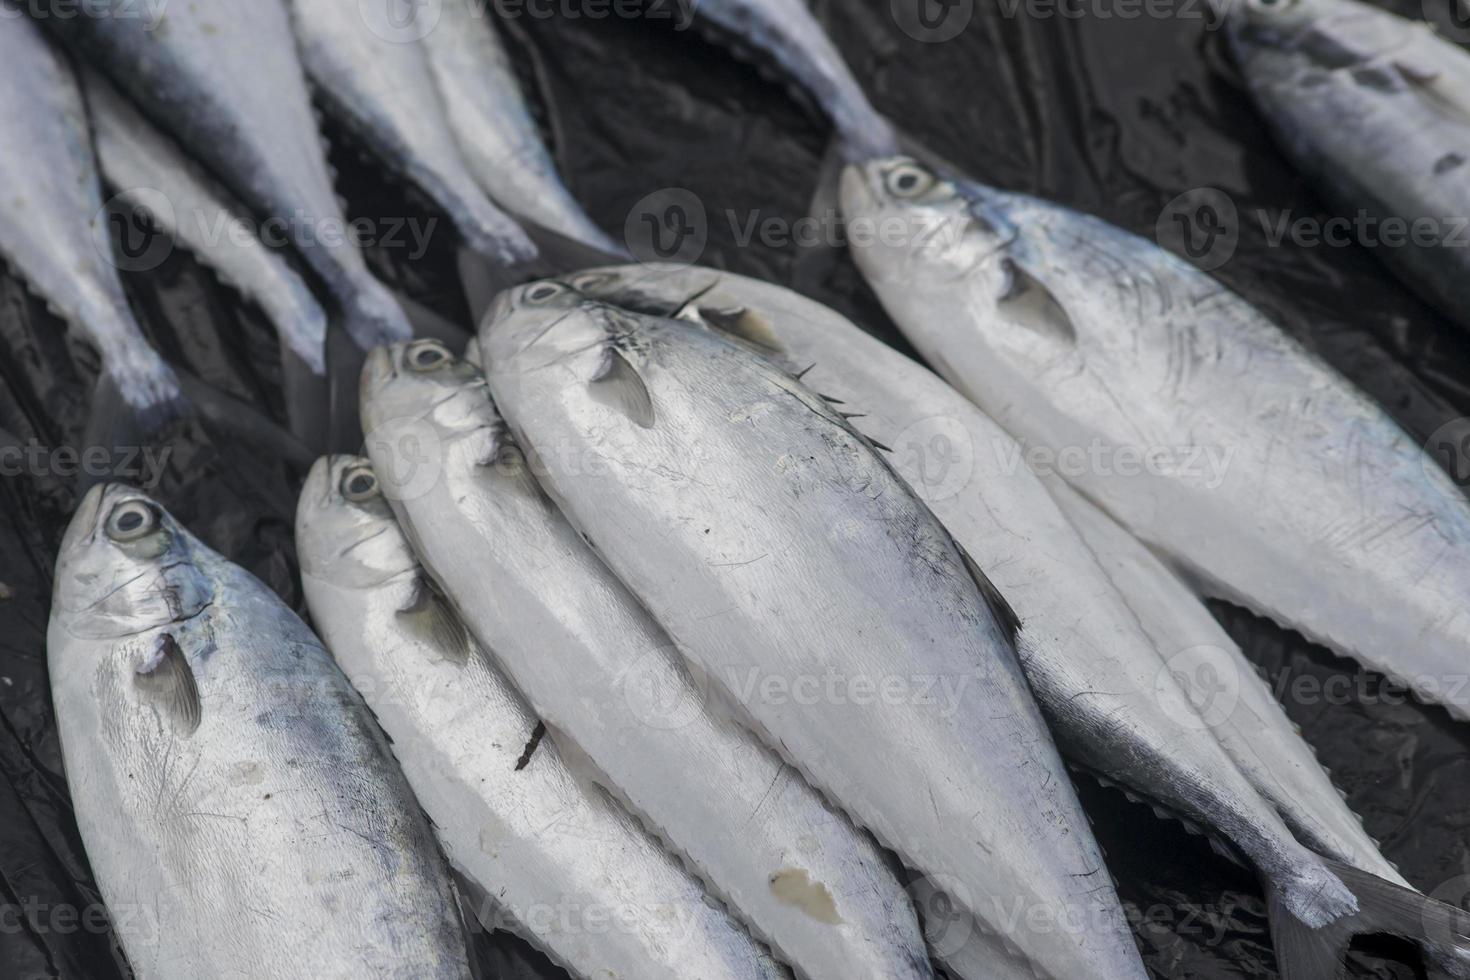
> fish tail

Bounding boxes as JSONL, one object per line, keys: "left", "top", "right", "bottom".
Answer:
{"left": 458, "top": 199, "right": 539, "bottom": 268}
{"left": 339, "top": 277, "right": 413, "bottom": 351}
{"left": 790, "top": 138, "right": 848, "bottom": 294}
{"left": 1266, "top": 858, "right": 1470, "bottom": 979}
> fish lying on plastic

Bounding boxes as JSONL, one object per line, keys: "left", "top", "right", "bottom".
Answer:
{"left": 81, "top": 69, "right": 330, "bottom": 443}
{"left": 31, "top": 0, "right": 411, "bottom": 351}
{"left": 841, "top": 156, "right": 1470, "bottom": 726}
{"left": 287, "top": 0, "right": 536, "bottom": 267}
{"left": 295, "top": 456, "right": 792, "bottom": 980}
{"left": 1226, "top": 0, "right": 1470, "bottom": 332}
{"left": 0, "top": 18, "right": 179, "bottom": 424}
{"left": 360, "top": 340, "right": 935, "bottom": 980}
{"left": 565, "top": 263, "right": 1470, "bottom": 977}
{"left": 481, "top": 284, "right": 1151, "bottom": 980}
{"left": 48, "top": 484, "right": 472, "bottom": 979}
{"left": 420, "top": 0, "right": 625, "bottom": 256}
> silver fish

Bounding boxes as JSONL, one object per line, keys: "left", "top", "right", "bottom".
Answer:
{"left": 419, "top": 0, "right": 625, "bottom": 256}
{"left": 360, "top": 341, "right": 934, "bottom": 980}
{"left": 481, "top": 284, "right": 1150, "bottom": 980}
{"left": 841, "top": 156, "right": 1470, "bottom": 726}
{"left": 1226, "top": 0, "right": 1470, "bottom": 330}
{"left": 296, "top": 456, "right": 792, "bottom": 980}
{"left": 0, "top": 18, "right": 179, "bottom": 420}
{"left": 287, "top": 0, "right": 536, "bottom": 266}
{"left": 48, "top": 484, "right": 471, "bottom": 979}
{"left": 81, "top": 70, "right": 329, "bottom": 376}
{"left": 35, "top": 0, "right": 411, "bottom": 349}
{"left": 562, "top": 262, "right": 1470, "bottom": 970}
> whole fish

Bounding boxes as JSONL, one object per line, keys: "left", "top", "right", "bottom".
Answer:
{"left": 287, "top": 0, "right": 536, "bottom": 266}
{"left": 296, "top": 456, "right": 792, "bottom": 980}
{"left": 1226, "top": 0, "right": 1470, "bottom": 330}
{"left": 48, "top": 484, "right": 472, "bottom": 979}
{"left": 841, "top": 155, "right": 1470, "bottom": 729}
{"left": 81, "top": 70, "right": 329, "bottom": 377}
{"left": 0, "top": 18, "right": 179, "bottom": 422}
{"left": 481, "top": 285, "right": 1150, "bottom": 980}
{"left": 360, "top": 341, "right": 934, "bottom": 980}
{"left": 420, "top": 0, "right": 625, "bottom": 256}
{"left": 33, "top": 0, "right": 411, "bottom": 349}
{"left": 564, "top": 263, "right": 1470, "bottom": 975}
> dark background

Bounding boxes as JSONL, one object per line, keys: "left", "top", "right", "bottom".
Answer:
{"left": 2, "top": 0, "right": 1469, "bottom": 976}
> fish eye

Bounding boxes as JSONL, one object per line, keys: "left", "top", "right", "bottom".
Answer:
{"left": 406, "top": 340, "right": 452, "bottom": 373}
{"left": 884, "top": 163, "right": 936, "bottom": 200}
{"left": 525, "top": 282, "right": 566, "bottom": 305}
{"left": 340, "top": 464, "right": 380, "bottom": 502}
{"left": 105, "top": 500, "right": 160, "bottom": 542}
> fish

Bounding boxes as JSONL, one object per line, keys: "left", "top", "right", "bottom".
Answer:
{"left": 286, "top": 0, "right": 537, "bottom": 266}
{"left": 480, "top": 283, "right": 1151, "bottom": 980}
{"left": 32, "top": 0, "right": 411, "bottom": 350}
{"left": 80, "top": 69, "right": 331, "bottom": 445}
{"left": 840, "top": 156, "right": 1470, "bottom": 727}
{"left": 295, "top": 456, "right": 793, "bottom": 980}
{"left": 564, "top": 262, "right": 1470, "bottom": 976}
{"left": 1225, "top": 0, "right": 1470, "bottom": 331}
{"left": 0, "top": 17, "right": 180, "bottom": 424}
{"left": 359, "top": 340, "right": 935, "bottom": 980}
{"left": 48, "top": 483, "right": 473, "bottom": 979}
{"left": 419, "top": 0, "right": 626, "bottom": 257}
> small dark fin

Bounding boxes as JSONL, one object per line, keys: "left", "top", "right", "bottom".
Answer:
{"left": 794, "top": 364, "right": 817, "bottom": 382}
{"left": 280, "top": 345, "right": 329, "bottom": 454}
{"left": 590, "top": 348, "right": 655, "bottom": 428}
{"left": 78, "top": 374, "right": 150, "bottom": 495}
{"left": 396, "top": 576, "right": 470, "bottom": 664}
{"left": 326, "top": 325, "right": 367, "bottom": 453}
{"left": 957, "top": 544, "right": 1022, "bottom": 643}
{"left": 513, "top": 721, "right": 547, "bottom": 772}
{"left": 997, "top": 259, "right": 1077, "bottom": 346}
{"left": 1267, "top": 858, "right": 1470, "bottom": 980}
{"left": 174, "top": 372, "right": 316, "bottom": 471}
{"left": 791, "top": 139, "right": 847, "bottom": 295}
{"left": 134, "top": 633, "right": 201, "bottom": 735}
{"left": 699, "top": 304, "right": 785, "bottom": 354}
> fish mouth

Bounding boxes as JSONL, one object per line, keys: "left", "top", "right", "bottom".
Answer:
{"left": 839, "top": 164, "right": 879, "bottom": 218}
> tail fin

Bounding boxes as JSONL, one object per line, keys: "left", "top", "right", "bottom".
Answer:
{"left": 790, "top": 139, "right": 848, "bottom": 296}
{"left": 1267, "top": 858, "right": 1470, "bottom": 979}
{"left": 340, "top": 277, "right": 413, "bottom": 350}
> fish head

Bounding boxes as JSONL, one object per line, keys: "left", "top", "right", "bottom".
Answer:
{"left": 480, "top": 279, "right": 621, "bottom": 376}
{"left": 296, "top": 455, "right": 416, "bottom": 590}
{"left": 561, "top": 265, "right": 725, "bottom": 319}
{"left": 51, "top": 484, "right": 213, "bottom": 641}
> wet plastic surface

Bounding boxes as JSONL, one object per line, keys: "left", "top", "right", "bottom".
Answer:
{"left": 1, "top": 1, "right": 1469, "bottom": 977}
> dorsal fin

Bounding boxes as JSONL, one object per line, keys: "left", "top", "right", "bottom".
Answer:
{"left": 397, "top": 576, "right": 471, "bottom": 664}
{"left": 134, "top": 633, "right": 202, "bottom": 734}
{"left": 957, "top": 544, "right": 1022, "bottom": 643}
{"left": 997, "top": 259, "right": 1077, "bottom": 346}
{"left": 590, "top": 347, "right": 655, "bottom": 428}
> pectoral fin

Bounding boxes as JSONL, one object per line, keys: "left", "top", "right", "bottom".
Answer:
{"left": 590, "top": 348, "right": 655, "bottom": 428}
{"left": 134, "top": 633, "right": 201, "bottom": 734}
{"left": 996, "top": 259, "right": 1077, "bottom": 346}
{"left": 397, "top": 576, "right": 471, "bottom": 664}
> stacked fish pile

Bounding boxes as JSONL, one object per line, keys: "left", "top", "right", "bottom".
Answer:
{"left": 23, "top": 0, "right": 1470, "bottom": 977}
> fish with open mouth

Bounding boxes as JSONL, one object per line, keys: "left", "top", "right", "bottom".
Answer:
{"left": 1226, "top": 0, "right": 1470, "bottom": 332}
{"left": 359, "top": 340, "right": 936, "bottom": 980}
{"left": 48, "top": 484, "right": 473, "bottom": 979}
{"left": 296, "top": 456, "right": 793, "bottom": 980}
{"left": 286, "top": 0, "right": 537, "bottom": 267}
{"left": 0, "top": 18, "right": 180, "bottom": 425}
{"left": 481, "top": 282, "right": 1152, "bottom": 980}
{"left": 30, "top": 0, "right": 411, "bottom": 351}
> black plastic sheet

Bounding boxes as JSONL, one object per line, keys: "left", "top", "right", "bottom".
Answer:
{"left": 2, "top": 1, "right": 1469, "bottom": 977}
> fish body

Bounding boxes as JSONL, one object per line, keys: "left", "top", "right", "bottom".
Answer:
{"left": 841, "top": 157, "right": 1470, "bottom": 724}
{"left": 1227, "top": 0, "right": 1470, "bottom": 329}
{"left": 287, "top": 0, "right": 535, "bottom": 265}
{"left": 82, "top": 70, "right": 329, "bottom": 375}
{"left": 34, "top": 0, "right": 410, "bottom": 348}
{"left": 360, "top": 342, "right": 934, "bottom": 980}
{"left": 296, "top": 456, "right": 792, "bottom": 980}
{"left": 48, "top": 484, "right": 471, "bottom": 979}
{"left": 420, "top": 0, "right": 623, "bottom": 255}
{"left": 0, "top": 19, "right": 178, "bottom": 419}
{"left": 481, "top": 285, "right": 1150, "bottom": 980}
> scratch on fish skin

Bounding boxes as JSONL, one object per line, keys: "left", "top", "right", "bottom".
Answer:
{"left": 709, "top": 554, "right": 769, "bottom": 568}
